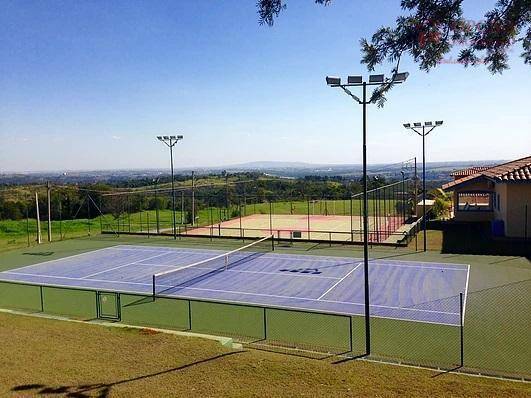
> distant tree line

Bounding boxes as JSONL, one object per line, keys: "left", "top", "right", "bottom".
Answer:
{"left": 0, "top": 173, "right": 397, "bottom": 221}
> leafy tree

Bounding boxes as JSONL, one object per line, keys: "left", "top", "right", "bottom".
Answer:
{"left": 430, "top": 188, "right": 453, "bottom": 219}
{"left": 258, "top": 0, "right": 530, "bottom": 104}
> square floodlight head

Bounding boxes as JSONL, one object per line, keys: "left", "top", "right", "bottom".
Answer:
{"left": 170, "top": 135, "right": 176, "bottom": 139}
{"left": 163, "top": 136, "right": 170, "bottom": 140}
{"left": 369, "top": 74, "right": 384, "bottom": 83}
{"left": 424, "top": 121, "right": 433, "bottom": 127}
{"left": 157, "top": 136, "right": 163, "bottom": 140}
{"left": 347, "top": 75, "right": 363, "bottom": 84}
{"left": 177, "top": 135, "right": 183, "bottom": 139}
{"left": 403, "top": 123, "right": 411, "bottom": 128}
{"left": 392, "top": 72, "right": 409, "bottom": 82}
{"left": 326, "top": 76, "right": 341, "bottom": 86}
{"left": 413, "top": 122, "right": 422, "bottom": 127}
{"left": 435, "top": 120, "right": 443, "bottom": 126}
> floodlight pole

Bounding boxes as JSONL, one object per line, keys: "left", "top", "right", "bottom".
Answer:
{"left": 361, "top": 82, "right": 371, "bottom": 358}
{"left": 403, "top": 122, "right": 442, "bottom": 252}
{"left": 157, "top": 135, "right": 183, "bottom": 239}
{"left": 153, "top": 178, "right": 160, "bottom": 234}
{"left": 326, "top": 72, "right": 408, "bottom": 357}
{"left": 400, "top": 171, "right": 406, "bottom": 223}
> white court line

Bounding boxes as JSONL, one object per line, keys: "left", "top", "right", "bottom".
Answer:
{"left": 0, "top": 271, "right": 459, "bottom": 316}
{"left": 116, "top": 248, "right": 465, "bottom": 270}
{"left": 368, "top": 263, "right": 468, "bottom": 272}
{"left": 140, "top": 262, "right": 341, "bottom": 280}
{"left": 99, "top": 245, "right": 469, "bottom": 270}
{"left": 317, "top": 263, "right": 362, "bottom": 300}
{"left": 82, "top": 252, "right": 171, "bottom": 279}
{"left": 462, "top": 264, "right": 471, "bottom": 324}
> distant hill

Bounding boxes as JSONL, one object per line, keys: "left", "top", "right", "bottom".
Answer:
{"left": 226, "top": 161, "right": 320, "bottom": 169}
{"left": 0, "top": 160, "right": 506, "bottom": 185}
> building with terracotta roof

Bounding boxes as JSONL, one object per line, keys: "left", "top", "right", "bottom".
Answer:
{"left": 442, "top": 156, "right": 531, "bottom": 239}
{"left": 450, "top": 166, "right": 493, "bottom": 181}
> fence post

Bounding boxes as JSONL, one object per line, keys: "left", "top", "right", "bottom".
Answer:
{"left": 39, "top": 285, "right": 44, "bottom": 312}
{"left": 25, "top": 193, "right": 30, "bottom": 247}
{"left": 147, "top": 212, "right": 150, "bottom": 238}
{"left": 307, "top": 197, "right": 311, "bottom": 240}
{"left": 460, "top": 292, "right": 464, "bottom": 367}
{"left": 349, "top": 316, "right": 353, "bottom": 353}
{"left": 98, "top": 197, "right": 103, "bottom": 235}
{"left": 269, "top": 201, "right": 273, "bottom": 235}
{"left": 263, "top": 307, "right": 268, "bottom": 341}
{"left": 188, "top": 300, "right": 192, "bottom": 330}
{"left": 350, "top": 196, "right": 354, "bottom": 242}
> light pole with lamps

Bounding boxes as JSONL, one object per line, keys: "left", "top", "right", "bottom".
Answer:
{"left": 326, "top": 72, "right": 408, "bottom": 356}
{"left": 156, "top": 135, "right": 184, "bottom": 239}
{"left": 402, "top": 121, "right": 443, "bottom": 252}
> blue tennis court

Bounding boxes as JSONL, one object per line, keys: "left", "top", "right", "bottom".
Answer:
{"left": 0, "top": 244, "right": 469, "bottom": 326}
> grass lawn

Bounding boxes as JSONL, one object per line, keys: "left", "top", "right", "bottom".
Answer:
{"left": 1, "top": 312, "right": 529, "bottom": 398}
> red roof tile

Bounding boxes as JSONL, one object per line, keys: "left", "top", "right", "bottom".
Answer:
{"left": 482, "top": 156, "right": 531, "bottom": 181}
{"left": 443, "top": 156, "right": 531, "bottom": 190}
{"left": 450, "top": 166, "right": 493, "bottom": 177}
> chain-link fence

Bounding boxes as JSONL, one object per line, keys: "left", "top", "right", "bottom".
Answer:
{"left": 0, "top": 276, "right": 529, "bottom": 379}
{"left": 97, "top": 179, "right": 418, "bottom": 246}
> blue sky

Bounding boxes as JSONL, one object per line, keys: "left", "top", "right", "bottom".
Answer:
{"left": 1, "top": 0, "right": 529, "bottom": 172}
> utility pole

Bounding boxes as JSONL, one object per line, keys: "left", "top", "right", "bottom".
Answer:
{"left": 326, "top": 72, "right": 409, "bottom": 356}
{"left": 403, "top": 121, "right": 443, "bottom": 252}
{"left": 414, "top": 157, "right": 418, "bottom": 217}
{"left": 153, "top": 178, "right": 160, "bottom": 234}
{"left": 225, "top": 171, "right": 229, "bottom": 220}
{"left": 35, "top": 192, "right": 42, "bottom": 244}
{"left": 156, "top": 135, "right": 184, "bottom": 239}
{"left": 400, "top": 170, "right": 406, "bottom": 224}
{"left": 46, "top": 181, "right": 52, "bottom": 242}
{"left": 181, "top": 191, "right": 184, "bottom": 225}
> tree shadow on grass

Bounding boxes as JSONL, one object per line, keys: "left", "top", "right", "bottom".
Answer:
{"left": 11, "top": 350, "right": 244, "bottom": 397}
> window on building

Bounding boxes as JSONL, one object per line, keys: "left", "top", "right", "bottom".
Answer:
{"left": 457, "top": 192, "right": 493, "bottom": 212}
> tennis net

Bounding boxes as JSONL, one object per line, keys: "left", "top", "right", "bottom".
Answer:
{"left": 152, "top": 235, "right": 274, "bottom": 297}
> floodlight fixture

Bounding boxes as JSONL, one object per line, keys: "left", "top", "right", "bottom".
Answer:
{"left": 403, "top": 123, "right": 411, "bottom": 128}
{"left": 435, "top": 120, "right": 443, "bottom": 126}
{"left": 392, "top": 72, "right": 409, "bottom": 82}
{"left": 157, "top": 136, "right": 163, "bottom": 140}
{"left": 369, "top": 74, "right": 384, "bottom": 83}
{"left": 163, "top": 135, "right": 169, "bottom": 140}
{"left": 326, "top": 76, "right": 341, "bottom": 86}
{"left": 177, "top": 135, "right": 184, "bottom": 139}
{"left": 413, "top": 122, "right": 422, "bottom": 127}
{"left": 348, "top": 75, "right": 363, "bottom": 84}
{"left": 424, "top": 121, "right": 433, "bottom": 127}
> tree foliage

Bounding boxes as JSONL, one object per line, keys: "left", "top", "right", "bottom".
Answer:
{"left": 257, "top": 0, "right": 531, "bottom": 74}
